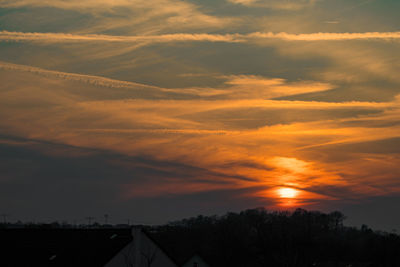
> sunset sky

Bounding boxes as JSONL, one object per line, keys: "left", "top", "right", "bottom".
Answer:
{"left": 1, "top": 0, "right": 400, "bottom": 230}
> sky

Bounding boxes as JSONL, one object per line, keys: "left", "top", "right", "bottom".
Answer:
{"left": 1, "top": 0, "right": 400, "bottom": 230}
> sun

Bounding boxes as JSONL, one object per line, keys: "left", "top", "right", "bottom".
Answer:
{"left": 277, "top": 187, "right": 298, "bottom": 198}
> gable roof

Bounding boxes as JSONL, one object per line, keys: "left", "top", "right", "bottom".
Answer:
{"left": 140, "top": 228, "right": 182, "bottom": 267}
{"left": 141, "top": 229, "right": 214, "bottom": 267}
{"left": 181, "top": 253, "right": 212, "bottom": 267}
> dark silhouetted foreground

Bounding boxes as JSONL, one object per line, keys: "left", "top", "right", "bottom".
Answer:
{"left": 1, "top": 208, "right": 400, "bottom": 267}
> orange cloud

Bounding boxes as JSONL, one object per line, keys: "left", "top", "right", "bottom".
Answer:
{"left": 220, "top": 75, "right": 334, "bottom": 98}
{"left": 1, "top": 62, "right": 400, "bottom": 205}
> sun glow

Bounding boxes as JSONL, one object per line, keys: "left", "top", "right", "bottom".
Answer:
{"left": 277, "top": 187, "right": 298, "bottom": 198}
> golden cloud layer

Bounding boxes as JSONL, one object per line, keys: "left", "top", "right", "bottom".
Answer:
{"left": 1, "top": 62, "right": 399, "bottom": 207}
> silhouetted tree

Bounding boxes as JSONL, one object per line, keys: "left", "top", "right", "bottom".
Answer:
{"left": 152, "top": 208, "right": 400, "bottom": 267}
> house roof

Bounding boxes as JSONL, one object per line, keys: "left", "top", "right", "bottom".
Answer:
{"left": 140, "top": 228, "right": 182, "bottom": 267}
{"left": 180, "top": 253, "right": 211, "bottom": 267}
{"left": 0, "top": 228, "right": 132, "bottom": 267}
{"left": 143, "top": 229, "right": 213, "bottom": 267}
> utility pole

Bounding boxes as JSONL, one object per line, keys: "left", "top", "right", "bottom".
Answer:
{"left": 104, "top": 214, "right": 109, "bottom": 225}
{"left": 85, "top": 216, "right": 95, "bottom": 226}
{"left": 1, "top": 213, "right": 10, "bottom": 224}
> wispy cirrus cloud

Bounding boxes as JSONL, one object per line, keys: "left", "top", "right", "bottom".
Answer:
{"left": 2, "top": 31, "right": 400, "bottom": 46}
{"left": 0, "top": 0, "right": 235, "bottom": 34}
{"left": 247, "top": 31, "right": 400, "bottom": 41}
{"left": 0, "top": 0, "right": 136, "bottom": 10}
{"left": 227, "top": 0, "right": 318, "bottom": 10}
{"left": 220, "top": 75, "right": 333, "bottom": 98}
{"left": 0, "top": 31, "right": 240, "bottom": 44}
{"left": 0, "top": 61, "right": 334, "bottom": 100}
{"left": 0, "top": 61, "right": 161, "bottom": 90}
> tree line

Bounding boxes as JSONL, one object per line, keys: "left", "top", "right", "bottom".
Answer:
{"left": 151, "top": 208, "right": 400, "bottom": 267}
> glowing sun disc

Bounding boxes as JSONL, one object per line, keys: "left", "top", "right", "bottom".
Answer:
{"left": 278, "top": 187, "right": 298, "bottom": 198}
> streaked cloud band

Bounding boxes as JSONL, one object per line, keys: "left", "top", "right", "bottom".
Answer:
{"left": 2, "top": 31, "right": 400, "bottom": 45}
{"left": 0, "top": 61, "right": 161, "bottom": 90}
{"left": 0, "top": 31, "right": 239, "bottom": 44}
